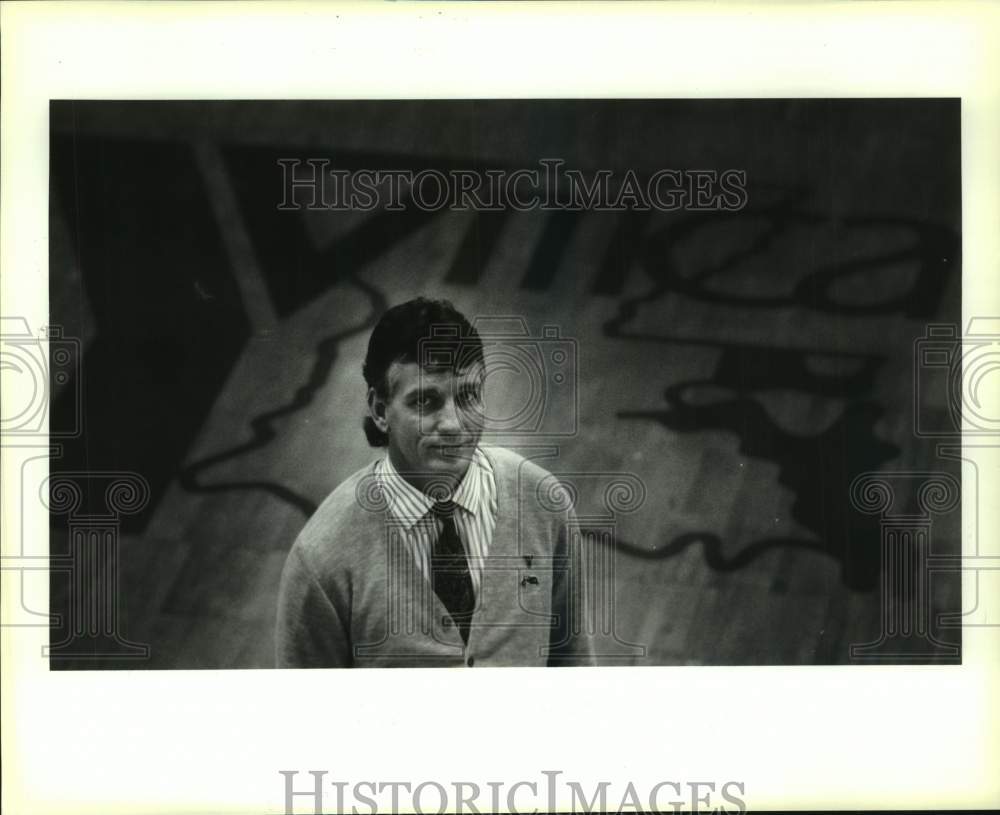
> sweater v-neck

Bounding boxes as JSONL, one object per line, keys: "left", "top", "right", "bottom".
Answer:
{"left": 383, "top": 445, "right": 524, "bottom": 653}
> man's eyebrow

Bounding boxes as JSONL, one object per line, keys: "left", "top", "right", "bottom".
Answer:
{"left": 456, "top": 366, "right": 485, "bottom": 381}
{"left": 403, "top": 384, "right": 441, "bottom": 399}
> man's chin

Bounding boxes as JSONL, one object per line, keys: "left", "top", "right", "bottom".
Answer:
{"left": 426, "top": 444, "right": 476, "bottom": 465}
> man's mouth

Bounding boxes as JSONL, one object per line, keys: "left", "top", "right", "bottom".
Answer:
{"left": 431, "top": 441, "right": 471, "bottom": 453}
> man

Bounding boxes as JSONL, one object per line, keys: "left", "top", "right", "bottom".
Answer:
{"left": 276, "top": 297, "right": 596, "bottom": 667}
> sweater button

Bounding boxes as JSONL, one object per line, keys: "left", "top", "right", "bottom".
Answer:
{"left": 466, "top": 656, "right": 475, "bottom": 667}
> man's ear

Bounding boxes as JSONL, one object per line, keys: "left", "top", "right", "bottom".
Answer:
{"left": 367, "top": 386, "right": 389, "bottom": 434}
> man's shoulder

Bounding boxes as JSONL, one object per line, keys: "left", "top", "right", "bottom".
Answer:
{"left": 481, "top": 446, "right": 575, "bottom": 535}
{"left": 480, "top": 445, "right": 558, "bottom": 482}
{"left": 293, "top": 459, "right": 384, "bottom": 564}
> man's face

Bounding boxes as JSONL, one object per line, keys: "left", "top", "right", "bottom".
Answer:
{"left": 369, "top": 360, "right": 485, "bottom": 491}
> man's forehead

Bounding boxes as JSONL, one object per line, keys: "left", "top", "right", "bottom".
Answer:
{"left": 387, "top": 360, "right": 484, "bottom": 391}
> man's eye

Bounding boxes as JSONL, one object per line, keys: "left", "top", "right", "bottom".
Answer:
{"left": 414, "top": 392, "right": 446, "bottom": 411}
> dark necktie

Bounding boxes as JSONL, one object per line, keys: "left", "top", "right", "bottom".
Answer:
{"left": 430, "top": 499, "right": 475, "bottom": 645}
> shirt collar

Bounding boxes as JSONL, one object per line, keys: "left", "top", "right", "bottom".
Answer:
{"left": 379, "top": 449, "right": 485, "bottom": 530}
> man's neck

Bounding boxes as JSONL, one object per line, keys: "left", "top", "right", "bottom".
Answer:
{"left": 386, "top": 449, "right": 472, "bottom": 497}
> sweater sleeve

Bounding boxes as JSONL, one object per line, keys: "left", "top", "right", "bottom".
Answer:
{"left": 547, "top": 504, "right": 598, "bottom": 667}
{"left": 275, "top": 544, "right": 352, "bottom": 668}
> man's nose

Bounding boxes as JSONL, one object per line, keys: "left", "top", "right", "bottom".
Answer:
{"left": 435, "top": 396, "right": 463, "bottom": 434}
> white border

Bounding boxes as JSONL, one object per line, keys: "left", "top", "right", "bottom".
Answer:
{"left": 2, "top": 2, "right": 998, "bottom": 813}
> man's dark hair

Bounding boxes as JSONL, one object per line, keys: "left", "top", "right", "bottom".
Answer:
{"left": 362, "top": 297, "right": 484, "bottom": 447}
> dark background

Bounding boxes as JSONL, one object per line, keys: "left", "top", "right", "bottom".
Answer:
{"left": 48, "top": 99, "right": 962, "bottom": 667}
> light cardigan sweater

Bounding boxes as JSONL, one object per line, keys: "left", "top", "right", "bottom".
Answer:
{"left": 276, "top": 446, "right": 597, "bottom": 668}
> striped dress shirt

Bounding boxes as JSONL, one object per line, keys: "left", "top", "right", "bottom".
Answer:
{"left": 376, "top": 448, "right": 497, "bottom": 598}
